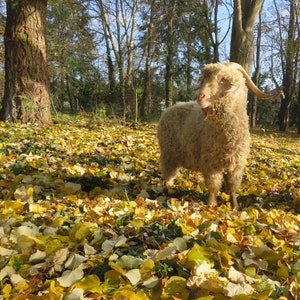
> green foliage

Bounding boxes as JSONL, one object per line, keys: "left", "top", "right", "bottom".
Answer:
{"left": 47, "top": 0, "right": 99, "bottom": 113}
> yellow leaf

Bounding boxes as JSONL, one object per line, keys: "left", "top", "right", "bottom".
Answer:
{"left": 27, "top": 187, "right": 34, "bottom": 199}
{"left": 162, "top": 276, "right": 188, "bottom": 300}
{"left": 259, "top": 171, "right": 267, "bottom": 178}
{"left": 71, "top": 274, "right": 101, "bottom": 293}
{"left": 46, "top": 279, "right": 66, "bottom": 298}
{"left": 245, "top": 185, "right": 257, "bottom": 195}
{"left": 53, "top": 216, "right": 66, "bottom": 228}
{"left": 114, "top": 289, "right": 148, "bottom": 300}
{"left": 2, "top": 200, "right": 24, "bottom": 215}
{"left": 29, "top": 203, "right": 47, "bottom": 213}
{"left": 221, "top": 192, "right": 230, "bottom": 201}
{"left": 109, "top": 261, "right": 126, "bottom": 275}
{"left": 2, "top": 283, "right": 12, "bottom": 299}
{"left": 140, "top": 259, "right": 155, "bottom": 279}
{"left": 136, "top": 290, "right": 149, "bottom": 300}
{"left": 276, "top": 261, "right": 289, "bottom": 279}
{"left": 265, "top": 216, "right": 274, "bottom": 225}
{"left": 69, "top": 222, "right": 96, "bottom": 242}
{"left": 102, "top": 270, "right": 122, "bottom": 294}
{"left": 14, "top": 280, "right": 30, "bottom": 292}
{"left": 180, "top": 243, "right": 213, "bottom": 269}
{"left": 130, "top": 218, "right": 144, "bottom": 230}
{"left": 180, "top": 222, "right": 197, "bottom": 235}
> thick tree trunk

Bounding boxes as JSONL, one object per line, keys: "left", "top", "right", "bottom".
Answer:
{"left": 230, "top": 0, "right": 264, "bottom": 74}
{"left": 278, "top": 100, "right": 291, "bottom": 131}
{"left": 0, "top": 0, "right": 52, "bottom": 124}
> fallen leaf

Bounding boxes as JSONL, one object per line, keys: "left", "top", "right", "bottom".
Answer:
{"left": 57, "top": 265, "right": 85, "bottom": 287}
{"left": 125, "top": 269, "right": 142, "bottom": 285}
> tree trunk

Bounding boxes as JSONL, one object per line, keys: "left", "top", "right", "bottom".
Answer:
{"left": 249, "top": 7, "right": 263, "bottom": 128}
{"left": 0, "top": 0, "right": 52, "bottom": 124}
{"left": 297, "top": 82, "right": 300, "bottom": 134}
{"left": 230, "top": 0, "right": 264, "bottom": 74}
{"left": 186, "top": 35, "right": 192, "bottom": 97}
{"left": 165, "top": 0, "right": 176, "bottom": 107}
{"left": 140, "top": 42, "right": 151, "bottom": 119}
{"left": 203, "top": 0, "right": 221, "bottom": 63}
{"left": 140, "top": 0, "right": 155, "bottom": 120}
{"left": 276, "top": 0, "right": 297, "bottom": 132}
{"left": 104, "top": 27, "right": 116, "bottom": 104}
{"left": 65, "top": 74, "right": 76, "bottom": 113}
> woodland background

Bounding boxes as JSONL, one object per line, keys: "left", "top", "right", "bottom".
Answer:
{"left": 0, "top": 0, "right": 299, "bottom": 131}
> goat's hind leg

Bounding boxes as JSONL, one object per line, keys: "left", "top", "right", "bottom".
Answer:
{"left": 224, "top": 168, "right": 244, "bottom": 209}
{"left": 160, "top": 156, "right": 178, "bottom": 187}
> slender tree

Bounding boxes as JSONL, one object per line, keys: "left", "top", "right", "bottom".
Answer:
{"left": 164, "top": 0, "right": 177, "bottom": 107}
{"left": 274, "top": 0, "right": 299, "bottom": 131}
{"left": 0, "top": 0, "right": 52, "bottom": 124}
{"left": 139, "top": 0, "right": 155, "bottom": 119}
{"left": 297, "top": 78, "right": 300, "bottom": 134}
{"left": 249, "top": 7, "right": 263, "bottom": 128}
{"left": 92, "top": 0, "right": 139, "bottom": 116}
{"left": 202, "top": 0, "right": 231, "bottom": 63}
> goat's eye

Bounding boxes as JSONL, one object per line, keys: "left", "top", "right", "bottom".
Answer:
{"left": 219, "top": 76, "right": 229, "bottom": 84}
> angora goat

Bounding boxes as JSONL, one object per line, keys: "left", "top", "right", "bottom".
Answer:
{"left": 158, "top": 62, "right": 280, "bottom": 208}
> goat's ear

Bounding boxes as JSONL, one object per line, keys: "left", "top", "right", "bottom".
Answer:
{"left": 217, "top": 74, "right": 239, "bottom": 92}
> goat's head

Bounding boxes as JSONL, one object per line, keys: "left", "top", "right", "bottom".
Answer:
{"left": 196, "top": 62, "right": 282, "bottom": 110}
{"left": 197, "top": 64, "right": 243, "bottom": 109}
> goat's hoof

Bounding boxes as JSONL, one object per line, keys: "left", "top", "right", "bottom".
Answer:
{"left": 208, "top": 200, "right": 218, "bottom": 207}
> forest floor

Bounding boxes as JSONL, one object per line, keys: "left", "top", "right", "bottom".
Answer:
{"left": 0, "top": 117, "right": 299, "bottom": 299}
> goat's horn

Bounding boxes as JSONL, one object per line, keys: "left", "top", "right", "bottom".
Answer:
{"left": 225, "top": 62, "right": 282, "bottom": 100}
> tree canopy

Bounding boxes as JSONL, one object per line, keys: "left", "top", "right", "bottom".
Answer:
{"left": 0, "top": 0, "right": 299, "bottom": 130}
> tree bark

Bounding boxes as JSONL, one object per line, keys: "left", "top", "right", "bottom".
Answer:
{"left": 140, "top": 0, "right": 155, "bottom": 119}
{"left": 249, "top": 7, "right": 263, "bottom": 128}
{"left": 104, "top": 23, "right": 116, "bottom": 104}
{"left": 276, "top": 0, "right": 297, "bottom": 132}
{"left": 0, "top": 0, "right": 52, "bottom": 124}
{"left": 297, "top": 82, "right": 300, "bottom": 134}
{"left": 165, "top": 0, "right": 176, "bottom": 107}
{"left": 230, "top": 0, "right": 264, "bottom": 74}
